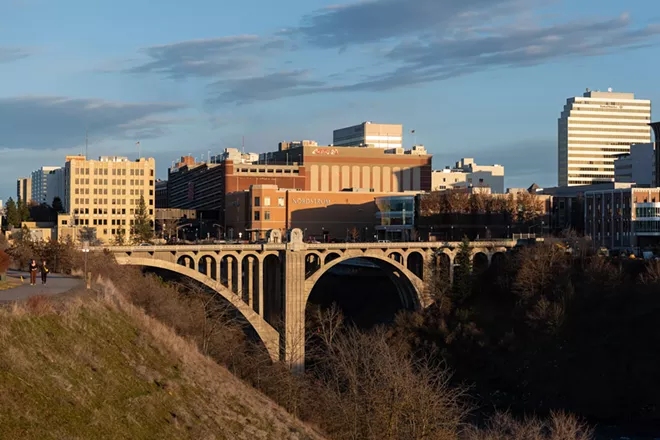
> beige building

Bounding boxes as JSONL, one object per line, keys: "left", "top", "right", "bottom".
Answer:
{"left": 57, "top": 155, "right": 156, "bottom": 244}
{"left": 333, "top": 122, "right": 403, "bottom": 149}
{"left": 431, "top": 158, "right": 505, "bottom": 193}
{"left": 559, "top": 89, "right": 652, "bottom": 186}
{"left": 16, "top": 177, "right": 32, "bottom": 203}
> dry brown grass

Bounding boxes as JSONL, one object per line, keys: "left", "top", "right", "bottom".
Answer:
{"left": 0, "top": 280, "right": 326, "bottom": 440}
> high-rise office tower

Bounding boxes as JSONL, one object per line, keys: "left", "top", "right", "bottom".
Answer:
{"left": 31, "top": 166, "right": 61, "bottom": 204}
{"left": 558, "top": 89, "right": 651, "bottom": 186}
{"left": 333, "top": 122, "right": 403, "bottom": 149}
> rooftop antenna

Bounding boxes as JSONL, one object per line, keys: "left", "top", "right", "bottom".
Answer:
{"left": 242, "top": 136, "right": 245, "bottom": 154}
{"left": 85, "top": 129, "right": 88, "bottom": 158}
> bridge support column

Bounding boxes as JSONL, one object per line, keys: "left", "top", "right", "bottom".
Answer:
{"left": 227, "top": 258, "right": 233, "bottom": 293}
{"left": 205, "top": 258, "right": 212, "bottom": 278}
{"left": 247, "top": 257, "right": 254, "bottom": 308}
{"left": 283, "top": 249, "right": 306, "bottom": 374}
{"left": 258, "top": 259, "right": 264, "bottom": 317}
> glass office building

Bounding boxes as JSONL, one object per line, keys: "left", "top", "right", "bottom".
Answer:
{"left": 375, "top": 195, "right": 416, "bottom": 241}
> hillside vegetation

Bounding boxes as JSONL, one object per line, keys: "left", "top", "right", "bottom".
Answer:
{"left": 0, "top": 290, "right": 324, "bottom": 440}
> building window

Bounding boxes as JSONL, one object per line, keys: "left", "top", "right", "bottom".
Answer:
{"left": 254, "top": 197, "right": 260, "bottom": 207}
{"left": 264, "top": 197, "right": 271, "bottom": 206}
{"left": 254, "top": 211, "right": 261, "bottom": 221}
{"left": 278, "top": 197, "right": 285, "bottom": 207}
{"left": 264, "top": 211, "right": 271, "bottom": 220}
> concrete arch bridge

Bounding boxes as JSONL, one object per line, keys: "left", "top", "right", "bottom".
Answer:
{"left": 97, "top": 230, "right": 528, "bottom": 371}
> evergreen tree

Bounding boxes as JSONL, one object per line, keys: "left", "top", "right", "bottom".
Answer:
{"left": 5, "top": 198, "right": 20, "bottom": 228}
{"left": 52, "top": 197, "right": 64, "bottom": 213}
{"left": 452, "top": 236, "right": 473, "bottom": 303}
{"left": 132, "top": 195, "right": 153, "bottom": 244}
{"left": 17, "top": 199, "right": 30, "bottom": 223}
{"left": 114, "top": 228, "right": 126, "bottom": 246}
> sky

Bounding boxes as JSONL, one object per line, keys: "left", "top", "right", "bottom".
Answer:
{"left": 1, "top": 0, "right": 660, "bottom": 202}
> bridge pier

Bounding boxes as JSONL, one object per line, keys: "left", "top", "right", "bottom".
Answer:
{"left": 283, "top": 247, "right": 307, "bottom": 373}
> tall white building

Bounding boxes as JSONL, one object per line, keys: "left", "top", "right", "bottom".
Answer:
{"left": 46, "top": 168, "right": 66, "bottom": 208}
{"left": 558, "top": 89, "right": 651, "bottom": 186}
{"left": 614, "top": 143, "right": 655, "bottom": 186}
{"left": 31, "top": 166, "right": 61, "bottom": 205}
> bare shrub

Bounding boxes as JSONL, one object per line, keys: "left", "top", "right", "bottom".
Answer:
{"left": 462, "top": 411, "right": 593, "bottom": 440}
{"left": 315, "top": 326, "right": 467, "bottom": 440}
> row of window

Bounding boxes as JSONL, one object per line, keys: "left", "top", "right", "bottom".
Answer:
{"left": 634, "top": 220, "right": 660, "bottom": 233}
{"left": 253, "top": 196, "right": 286, "bottom": 207}
{"left": 75, "top": 168, "right": 153, "bottom": 177}
{"left": 72, "top": 207, "right": 154, "bottom": 216}
{"left": 567, "top": 120, "right": 652, "bottom": 126}
{"left": 572, "top": 107, "right": 651, "bottom": 114}
{"left": 636, "top": 207, "right": 660, "bottom": 218}
{"left": 73, "top": 198, "right": 154, "bottom": 206}
{"left": 237, "top": 168, "right": 299, "bottom": 174}
{"left": 74, "top": 178, "right": 153, "bottom": 186}
{"left": 567, "top": 127, "right": 650, "bottom": 133}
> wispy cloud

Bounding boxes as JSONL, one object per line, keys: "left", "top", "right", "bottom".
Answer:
{"left": 126, "top": 35, "right": 293, "bottom": 80}
{"left": 0, "top": 46, "right": 32, "bottom": 63}
{"left": 0, "top": 96, "right": 186, "bottom": 149}
{"left": 117, "top": 0, "right": 660, "bottom": 105}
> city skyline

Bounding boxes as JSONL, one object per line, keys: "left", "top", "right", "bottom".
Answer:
{"left": 2, "top": 0, "right": 660, "bottom": 202}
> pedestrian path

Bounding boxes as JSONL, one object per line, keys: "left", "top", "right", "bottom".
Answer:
{"left": 0, "top": 270, "right": 83, "bottom": 302}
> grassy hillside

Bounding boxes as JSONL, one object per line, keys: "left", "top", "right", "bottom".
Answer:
{"left": 0, "top": 291, "right": 325, "bottom": 440}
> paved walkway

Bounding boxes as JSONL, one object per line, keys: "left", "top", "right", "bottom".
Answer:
{"left": 0, "top": 270, "right": 83, "bottom": 302}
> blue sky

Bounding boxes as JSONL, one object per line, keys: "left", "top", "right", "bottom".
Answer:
{"left": 2, "top": 0, "right": 660, "bottom": 202}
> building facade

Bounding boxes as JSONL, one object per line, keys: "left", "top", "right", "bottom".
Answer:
{"left": 333, "top": 122, "right": 403, "bottom": 149}
{"left": 31, "top": 166, "right": 61, "bottom": 205}
{"left": 585, "top": 187, "right": 660, "bottom": 250}
{"left": 558, "top": 89, "right": 651, "bottom": 186}
{"left": 57, "top": 155, "right": 155, "bottom": 244}
{"left": 16, "top": 177, "right": 32, "bottom": 203}
{"left": 263, "top": 144, "right": 432, "bottom": 193}
{"left": 155, "top": 179, "right": 169, "bottom": 208}
{"left": 614, "top": 143, "right": 654, "bottom": 186}
{"left": 46, "top": 168, "right": 66, "bottom": 208}
{"left": 431, "top": 168, "right": 467, "bottom": 191}
{"left": 225, "top": 185, "right": 419, "bottom": 242}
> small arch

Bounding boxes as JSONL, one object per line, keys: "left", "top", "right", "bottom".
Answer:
{"left": 324, "top": 252, "right": 341, "bottom": 265}
{"left": 388, "top": 252, "right": 404, "bottom": 265}
{"left": 491, "top": 252, "right": 506, "bottom": 270}
{"left": 435, "top": 252, "right": 452, "bottom": 283}
{"left": 177, "top": 255, "right": 194, "bottom": 269}
{"left": 305, "top": 253, "right": 322, "bottom": 278}
{"left": 473, "top": 252, "right": 489, "bottom": 273}
{"left": 406, "top": 251, "right": 424, "bottom": 279}
{"left": 220, "top": 255, "right": 239, "bottom": 292}
{"left": 198, "top": 255, "right": 217, "bottom": 280}
{"left": 263, "top": 254, "right": 282, "bottom": 328}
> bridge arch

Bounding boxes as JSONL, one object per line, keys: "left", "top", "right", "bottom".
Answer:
{"left": 304, "top": 252, "right": 429, "bottom": 310}
{"left": 115, "top": 256, "right": 280, "bottom": 362}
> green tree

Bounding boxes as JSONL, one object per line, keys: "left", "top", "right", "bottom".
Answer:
{"left": 5, "top": 198, "right": 20, "bottom": 228}
{"left": 132, "top": 195, "right": 153, "bottom": 244}
{"left": 17, "top": 199, "right": 31, "bottom": 223}
{"left": 452, "top": 236, "right": 473, "bottom": 303}
{"left": 113, "top": 228, "right": 126, "bottom": 246}
{"left": 78, "top": 226, "right": 100, "bottom": 246}
{"left": 52, "top": 197, "right": 64, "bottom": 213}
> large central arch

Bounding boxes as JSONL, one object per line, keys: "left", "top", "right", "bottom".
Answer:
{"left": 115, "top": 256, "right": 280, "bottom": 362}
{"left": 304, "top": 252, "right": 430, "bottom": 311}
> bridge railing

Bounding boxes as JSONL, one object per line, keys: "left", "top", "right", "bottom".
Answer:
{"left": 92, "top": 238, "right": 535, "bottom": 253}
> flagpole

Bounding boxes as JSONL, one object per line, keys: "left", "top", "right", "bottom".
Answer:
{"left": 136, "top": 141, "right": 141, "bottom": 160}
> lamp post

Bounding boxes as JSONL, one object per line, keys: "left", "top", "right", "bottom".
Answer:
{"left": 82, "top": 241, "right": 90, "bottom": 289}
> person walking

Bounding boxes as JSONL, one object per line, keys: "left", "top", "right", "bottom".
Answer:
{"left": 40, "top": 260, "right": 49, "bottom": 285}
{"left": 29, "top": 259, "right": 38, "bottom": 286}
